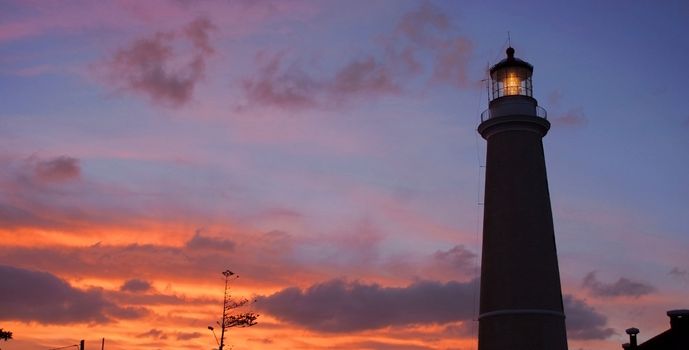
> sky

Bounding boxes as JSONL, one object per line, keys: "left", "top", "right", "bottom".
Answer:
{"left": 1, "top": 0, "right": 688, "bottom": 349}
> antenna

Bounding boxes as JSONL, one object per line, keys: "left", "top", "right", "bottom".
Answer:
{"left": 507, "top": 31, "right": 511, "bottom": 46}
{"left": 212, "top": 269, "right": 259, "bottom": 350}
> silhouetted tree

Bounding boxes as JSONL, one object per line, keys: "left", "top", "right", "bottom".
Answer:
{"left": 0, "top": 328, "right": 12, "bottom": 341}
{"left": 212, "top": 270, "right": 258, "bottom": 350}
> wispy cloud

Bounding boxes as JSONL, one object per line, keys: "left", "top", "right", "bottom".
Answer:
{"left": 669, "top": 267, "right": 689, "bottom": 283}
{"left": 185, "top": 229, "right": 236, "bottom": 252}
{"left": 137, "top": 328, "right": 167, "bottom": 340}
{"left": 582, "top": 271, "right": 656, "bottom": 298}
{"left": 551, "top": 107, "right": 587, "bottom": 127}
{"left": 240, "top": 51, "right": 321, "bottom": 110}
{"left": 32, "top": 156, "right": 80, "bottom": 182}
{"left": 103, "top": 17, "right": 215, "bottom": 107}
{"left": 120, "top": 278, "right": 153, "bottom": 293}
{"left": 239, "top": 2, "right": 473, "bottom": 111}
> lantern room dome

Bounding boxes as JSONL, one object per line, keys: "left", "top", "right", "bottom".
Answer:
{"left": 489, "top": 47, "right": 533, "bottom": 75}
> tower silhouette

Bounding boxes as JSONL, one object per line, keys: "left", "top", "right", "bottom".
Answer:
{"left": 477, "top": 47, "right": 568, "bottom": 350}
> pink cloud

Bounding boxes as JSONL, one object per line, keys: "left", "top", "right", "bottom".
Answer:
{"left": 430, "top": 37, "right": 473, "bottom": 88}
{"left": 240, "top": 52, "right": 320, "bottom": 110}
{"left": 330, "top": 57, "right": 400, "bottom": 97}
{"left": 582, "top": 271, "right": 656, "bottom": 298}
{"left": 33, "top": 156, "right": 80, "bottom": 182}
{"left": 547, "top": 89, "right": 563, "bottom": 106}
{"left": 393, "top": 1, "right": 450, "bottom": 45}
{"left": 239, "top": 2, "right": 473, "bottom": 111}
{"left": 103, "top": 17, "right": 215, "bottom": 107}
{"left": 551, "top": 107, "right": 587, "bottom": 126}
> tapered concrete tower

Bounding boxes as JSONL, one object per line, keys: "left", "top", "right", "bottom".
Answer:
{"left": 477, "top": 47, "right": 568, "bottom": 350}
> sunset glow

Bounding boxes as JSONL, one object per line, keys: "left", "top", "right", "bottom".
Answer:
{"left": 1, "top": 1, "right": 688, "bottom": 350}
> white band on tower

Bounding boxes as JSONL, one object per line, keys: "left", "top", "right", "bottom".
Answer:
{"left": 478, "top": 309, "right": 566, "bottom": 320}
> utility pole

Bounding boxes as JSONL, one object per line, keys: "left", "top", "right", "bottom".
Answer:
{"left": 212, "top": 270, "right": 258, "bottom": 350}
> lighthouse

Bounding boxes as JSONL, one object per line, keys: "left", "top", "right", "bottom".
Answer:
{"left": 477, "top": 47, "right": 568, "bottom": 350}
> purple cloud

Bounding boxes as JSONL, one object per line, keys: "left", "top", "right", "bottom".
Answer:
{"left": 185, "top": 230, "right": 236, "bottom": 252}
{"left": 241, "top": 52, "right": 320, "bottom": 110}
{"left": 137, "top": 329, "right": 167, "bottom": 340}
{"left": 563, "top": 294, "right": 615, "bottom": 340}
{"left": 347, "top": 340, "right": 434, "bottom": 350}
{"left": 33, "top": 156, "right": 80, "bottom": 182}
{"left": 432, "top": 245, "right": 477, "bottom": 272}
{"left": 330, "top": 57, "right": 400, "bottom": 97}
{"left": 256, "top": 278, "right": 476, "bottom": 332}
{"left": 184, "top": 17, "right": 215, "bottom": 55}
{"left": 175, "top": 332, "right": 202, "bottom": 341}
{"left": 582, "top": 271, "right": 656, "bottom": 298}
{"left": 551, "top": 108, "right": 587, "bottom": 127}
{"left": 105, "top": 17, "right": 215, "bottom": 107}
{"left": 0, "top": 265, "right": 147, "bottom": 324}
{"left": 669, "top": 267, "right": 688, "bottom": 282}
{"left": 120, "top": 278, "right": 153, "bottom": 293}
{"left": 240, "top": 2, "right": 473, "bottom": 110}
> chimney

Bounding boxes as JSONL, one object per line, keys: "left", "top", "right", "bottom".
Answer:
{"left": 625, "top": 328, "right": 639, "bottom": 349}
{"left": 667, "top": 309, "right": 689, "bottom": 331}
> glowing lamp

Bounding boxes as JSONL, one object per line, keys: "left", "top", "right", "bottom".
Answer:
{"left": 489, "top": 47, "right": 534, "bottom": 99}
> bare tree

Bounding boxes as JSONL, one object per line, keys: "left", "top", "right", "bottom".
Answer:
{"left": 208, "top": 270, "right": 258, "bottom": 350}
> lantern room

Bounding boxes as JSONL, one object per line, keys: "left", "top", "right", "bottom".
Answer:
{"left": 489, "top": 47, "right": 533, "bottom": 100}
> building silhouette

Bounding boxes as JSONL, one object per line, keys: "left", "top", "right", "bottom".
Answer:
{"left": 477, "top": 47, "right": 568, "bottom": 350}
{"left": 622, "top": 309, "right": 689, "bottom": 350}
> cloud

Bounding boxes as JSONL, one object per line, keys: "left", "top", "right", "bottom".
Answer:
{"left": 185, "top": 230, "right": 236, "bottom": 252}
{"left": 346, "top": 340, "right": 434, "bottom": 350}
{"left": 184, "top": 17, "right": 215, "bottom": 55}
{"left": 120, "top": 278, "right": 153, "bottom": 293}
{"left": 33, "top": 156, "right": 80, "bottom": 182}
{"left": 105, "top": 17, "right": 215, "bottom": 107}
{"left": 0, "top": 155, "right": 132, "bottom": 231}
{"left": 394, "top": 1, "right": 450, "bottom": 44}
{"left": 385, "top": 0, "right": 473, "bottom": 88}
{"left": 551, "top": 108, "right": 587, "bottom": 127}
{"left": 547, "top": 90, "right": 563, "bottom": 106}
{"left": 669, "top": 267, "right": 689, "bottom": 283}
{"left": 429, "top": 37, "right": 473, "bottom": 88}
{"left": 240, "top": 51, "right": 320, "bottom": 110}
{"left": 137, "top": 329, "right": 167, "bottom": 340}
{"left": 240, "top": 2, "right": 473, "bottom": 110}
{"left": 563, "top": 294, "right": 615, "bottom": 340}
{"left": 0, "top": 264, "right": 147, "bottom": 324}
{"left": 432, "top": 245, "right": 476, "bottom": 271}
{"left": 582, "top": 271, "right": 656, "bottom": 298}
{"left": 330, "top": 57, "right": 400, "bottom": 97}
{"left": 0, "top": 230, "right": 304, "bottom": 287}
{"left": 248, "top": 337, "right": 274, "bottom": 344}
{"left": 256, "top": 278, "right": 476, "bottom": 332}
{"left": 175, "top": 332, "right": 202, "bottom": 340}
{"left": 136, "top": 329, "right": 201, "bottom": 341}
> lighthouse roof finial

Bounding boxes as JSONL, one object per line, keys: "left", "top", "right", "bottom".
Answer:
{"left": 506, "top": 47, "right": 515, "bottom": 60}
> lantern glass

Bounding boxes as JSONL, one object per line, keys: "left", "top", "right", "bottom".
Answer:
{"left": 491, "top": 66, "right": 532, "bottom": 99}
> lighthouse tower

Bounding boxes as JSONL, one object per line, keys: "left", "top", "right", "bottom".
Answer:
{"left": 477, "top": 47, "right": 568, "bottom": 350}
